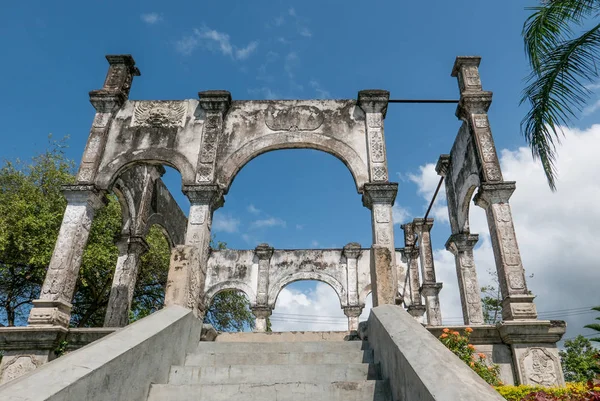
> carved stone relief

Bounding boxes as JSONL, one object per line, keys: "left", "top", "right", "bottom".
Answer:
{"left": 131, "top": 101, "right": 187, "bottom": 128}
{"left": 377, "top": 228, "right": 391, "bottom": 245}
{"left": 520, "top": 348, "right": 559, "bottom": 387}
{"left": 367, "top": 113, "right": 383, "bottom": 128}
{"left": 265, "top": 105, "right": 324, "bottom": 131}
{"left": 374, "top": 205, "right": 390, "bottom": 223}
{"left": 0, "top": 355, "right": 43, "bottom": 383}
{"left": 189, "top": 204, "right": 208, "bottom": 225}
{"left": 372, "top": 166, "right": 388, "bottom": 182}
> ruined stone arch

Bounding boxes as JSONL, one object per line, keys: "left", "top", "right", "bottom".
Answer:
{"left": 454, "top": 174, "right": 480, "bottom": 234}
{"left": 267, "top": 272, "right": 346, "bottom": 309}
{"left": 216, "top": 132, "right": 369, "bottom": 194}
{"left": 95, "top": 150, "right": 195, "bottom": 190}
{"left": 358, "top": 284, "right": 371, "bottom": 307}
{"left": 203, "top": 281, "right": 257, "bottom": 309}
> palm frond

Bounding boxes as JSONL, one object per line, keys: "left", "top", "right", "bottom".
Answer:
{"left": 523, "top": 0, "right": 600, "bottom": 73}
{"left": 521, "top": 21, "right": 600, "bottom": 190}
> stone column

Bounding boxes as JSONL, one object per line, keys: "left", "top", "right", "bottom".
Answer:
{"left": 252, "top": 307, "right": 272, "bottom": 333}
{"left": 103, "top": 236, "right": 149, "bottom": 327}
{"left": 28, "top": 186, "right": 106, "bottom": 327}
{"left": 343, "top": 243, "right": 362, "bottom": 307}
{"left": 413, "top": 218, "right": 443, "bottom": 326}
{"left": 362, "top": 183, "right": 398, "bottom": 304}
{"left": 343, "top": 306, "right": 363, "bottom": 332}
{"left": 182, "top": 185, "right": 224, "bottom": 315}
{"left": 452, "top": 56, "right": 537, "bottom": 321}
{"left": 254, "top": 243, "right": 274, "bottom": 333}
{"left": 474, "top": 184, "right": 537, "bottom": 320}
{"left": 446, "top": 233, "right": 485, "bottom": 325}
{"left": 79, "top": 55, "right": 140, "bottom": 184}
{"left": 401, "top": 222, "right": 426, "bottom": 321}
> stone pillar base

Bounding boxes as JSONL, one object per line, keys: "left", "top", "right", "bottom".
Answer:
{"left": 27, "top": 299, "right": 72, "bottom": 328}
{"left": 407, "top": 304, "right": 426, "bottom": 323}
{"left": 251, "top": 307, "right": 272, "bottom": 333}
{"left": 343, "top": 306, "right": 363, "bottom": 331}
{"left": 501, "top": 294, "right": 538, "bottom": 320}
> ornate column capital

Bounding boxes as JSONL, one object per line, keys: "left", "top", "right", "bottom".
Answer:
{"left": 435, "top": 154, "right": 450, "bottom": 177}
{"left": 456, "top": 92, "right": 493, "bottom": 121}
{"left": 343, "top": 306, "right": 363, "bottom": 318}
{"left": 401, "top": 222, "right": 417, "bottom": 248}
{"left": 362, "top": 183, "right": 398, "bottom": 209}
{"left": 342, "top": 242, "right": 362, "bottom": 259}
{"left": 445, "top": 233, "right": 479, "bottom": 254}
{"left": 251, "top": 306, "right": 272, "bottom": 319}
{"left": 116, "top": 235, "right": 150, "bottom": 255}
{"left": 357, "top": 89, "right": 390, "bottom": 117}
{"left": 182, "top": 185, "right": 224, "bottom": 209}
{"left": 61, "top": 184, "right": 107, "bottom": 210}
{"left": 254, "top": 243, "right": 274, "bottom": 260}
{"left": 474, "top": 182, "right": 516, "bottom": 209}
{"left": 421, "top": 282, "right": 443, "bottom": 296}
{"left": 89, "top": 54, "right": 140, "bottom": 112}
{"left": 198, "top": 90, "right": 232, "bottom": 114}
{"left": 413, "top": 217, "right": 434, "bottom": 233}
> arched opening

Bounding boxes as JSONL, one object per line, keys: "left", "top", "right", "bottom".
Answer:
{"left": 270, "top": 280, "right": 347, "bottom": 332}
{"left": 359, "top": 292, "right": 373, "bottom": 323}
{"left": 212, "top": 149, "right": 370, "bottom": 249}
{"left": 204, "top": 289, "right": 255, "bottom": 332}
{"left": 70, "top": 162, "right": 187, "bottom": 327}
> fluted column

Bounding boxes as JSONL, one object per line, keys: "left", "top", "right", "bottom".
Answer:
{"left": 28, "top": 186, "right": 106, "bottom": 327}
{"left": 402, "top": 222, "right": 426, "bottom": 321}
{"left": 103, "top": 236, "right": 149, "bottom": 327}
{"left": 446, "top": 233, "right": 484, "bottom": 325}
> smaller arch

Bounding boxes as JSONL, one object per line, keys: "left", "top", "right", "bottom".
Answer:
{"left": 95, "top": 149, "right": 195, "bottom": 190}
{"left": 358, "top": 283, "right": 371, "bottom": 307}
{"left": 267, "top": 272, "right": 346, "bottom": 309}
{"left": 216, "top": 132, "right": 369, "bottom": 194}
{"left": 143, "top": 219, "right": 175, "bottom": 248}
{"left": 204, "top": 281, "right": 257, "bottom": 308}
{"left": 455, "top": 173, "right": 480, "bottom": 233}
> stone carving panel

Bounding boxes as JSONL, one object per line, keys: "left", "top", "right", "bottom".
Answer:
{"left": 369, "top": 129, "right": 385, "bottom": 163}
{"left": 374, "top": 205, "right": 390, "bottom": 223}
{"left": 377, "top": 228, "right": 391, "bottom": 245}
{"left": 372, "top": 166, "right": 388, "bottom": 182}
{"left": 520, "top": 348, "right": 559, "bottom": 387}
{"left": 131, "top": 101, "right": 187, "bottom": 128}
{"left": 367, "top": 113, "right": 383, "bottom": 128}
{"left": 265, "top": 105, "right": 324, "bottom": 131}
{"left": 189, "top": 204, "right": 208, "bottom": 225}
{"left": 0, "top": 355, "right": 42, "bottom": 383}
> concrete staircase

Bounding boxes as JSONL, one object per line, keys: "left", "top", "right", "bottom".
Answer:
{"left": 147, "top": 334, "right": 391, "bottom": 401}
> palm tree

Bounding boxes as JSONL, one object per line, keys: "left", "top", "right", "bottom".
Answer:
{"left": 584, "top": 306, "right": 600, "bottom": 343}
{"left": 522, "top": 1, "right": 600, "bottom": 190}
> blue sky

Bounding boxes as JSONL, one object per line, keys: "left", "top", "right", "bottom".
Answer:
{"left": 2, "top": 1, "right": 600, "bottom": 338}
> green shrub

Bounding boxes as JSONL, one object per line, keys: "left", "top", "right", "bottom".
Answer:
{"left": 495, "top": 382, "right": 600, "bottom": 400}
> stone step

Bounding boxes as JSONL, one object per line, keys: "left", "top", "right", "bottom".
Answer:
{"left": 214, "top": 331, "right": 351, "bottom": 342}
{"left": 195, "top": 340, "right": 368, "bottom": 354}
{"left": 168, "top": 363, "right": 377, "bottom": 385}
{"left": 147, "top": 381, "right": 391, "bottom": 401}
{"left": 185, "top": 350, "right": 373, "bottom": 367}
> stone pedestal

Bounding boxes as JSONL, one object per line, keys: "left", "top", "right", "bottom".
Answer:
{"left": 251, "top": 307, "right": 272, "bottom": 333}
{"left": 104, "top": 236, "right": 149, "bottom": 327}
{"left": 343, "top": 306, "right": 363, "bottom": 331}
{"left": 28, "top": 186, "right": 106, "bottom": 327}
{"left": 446, "top": 233, "right": 485, "bottom": 325}
{"left": 421, "top": 283, "right": 443, "bottom": 326}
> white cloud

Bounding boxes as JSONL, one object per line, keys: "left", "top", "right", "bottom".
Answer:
{"left": 310, "top": 240, "right": 319, "bottom": 247}
{"left": 407, "top": 163, "right": 449, "bottom": 224}
{"left": 413, "top": 125, "right": 600, "bottom": 341}
{"left": 176, "top": 26, "right": 258, "bottom": 60}
{"left": 248, "top": 87, "right": 279, "bottom": 99}
{"left": 583, "top": 99, "right": 600, "bottom": 116}
{"left": 250, "top": 217, "right": 286, "bottom": 229}
{"left": 296, "top": 224, "right": 304, "bottom": 230}
{"left": 309, "top": 80, "right": 330, "bottom": 98}
{"left": 288, "top": 7, "right": 297, "bottom": 17}
{"left": 141, "top": 12, "right": 162, "bottom": 24}
{"left": 212, "top": 213, "right": 240, "bottom": 233}
{"left": 247, "top": 204, "right": 261, "bottom": 215}
{"left": 271, "top": 283, "right": 347, "bottom": 331}
{"left": 299, "top": 27, "right": 312, "bottom": 38}
{"left": 235, "top": 41, "right": 259, "bottom": 60}
{"left": 392, "top": 203, "right": 411, "bottom": 226}
{"left": 284, "top": 52, "right": 299, "bottom": 78}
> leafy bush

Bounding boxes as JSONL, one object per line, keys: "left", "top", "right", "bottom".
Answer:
{"left": 495, "top": 382, "right": 600, "bottom": 400}
{"left": 438, "top": 327, "right": 502, "bottom": 386}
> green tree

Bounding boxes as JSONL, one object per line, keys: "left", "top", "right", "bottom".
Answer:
{"left": 481, "top": 284, "right": 502, "bottom": 325}
{"left": 584, "top": 305, "right": 600, "bottom": 343}
{"left": 559, "top": 335, "right": 600, "bottom": 382}
{"left": 522, "top": 1, "right": 600, "bottom": 190}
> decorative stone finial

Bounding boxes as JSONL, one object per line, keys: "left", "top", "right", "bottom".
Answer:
{"left": 343, "top": 242, "right": 362, "bottom": 259}
{"left": 254, "top": 243, "right": 274, "bottom": 260}
{"left": 89, "top": 54, "right": 140, "bottom": 113}
{"left": 198, "top": 90, "right": 232, "bottom": 113}
{"left": 435, "top": 155, "right": 450, "bottom": 177}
